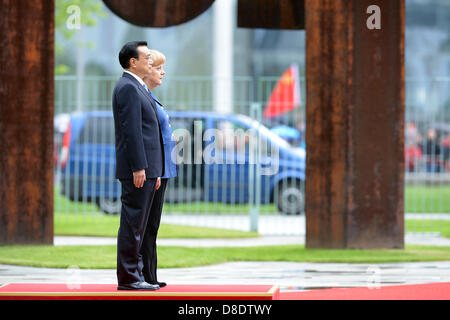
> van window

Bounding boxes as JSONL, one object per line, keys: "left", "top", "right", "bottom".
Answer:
{"left": 78, "top": 116, "right": 115, "bottom": 144}
{"left": 170, "top": 117, "right": 205, "bottom": 164}
{"left": 214, "top": 120, "right": 273, "bottom": 156}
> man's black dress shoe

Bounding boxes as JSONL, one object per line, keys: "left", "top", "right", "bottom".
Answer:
{"left": 117, "top": 281, "right": 160, "bottom": 291}
{"left": 151, "top": 281, "right": 167, "bottom": 288}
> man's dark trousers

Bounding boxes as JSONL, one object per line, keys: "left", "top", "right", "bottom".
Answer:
{"left": 117, "top": 178, "right": 161, "bottom": 285}
{"left": 140, "top": 178, "right": 168, "bottom": 284}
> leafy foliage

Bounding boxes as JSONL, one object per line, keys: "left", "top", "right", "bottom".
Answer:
{"left": 55, "top": 0, "right": 107, "bottom": 74}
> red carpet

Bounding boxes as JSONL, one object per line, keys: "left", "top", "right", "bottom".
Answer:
{"left": 0, "top": 283, "right": 279, "bottom": 300}
{"left": 280, "top": 282, "right": 450, "bottom": 300}
{"left": 1, "top": 282, "right": 448, "bottom": 300}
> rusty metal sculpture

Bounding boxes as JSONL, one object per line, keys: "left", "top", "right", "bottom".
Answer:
{"left": 0, "top": 0, "right": 405, "bottom": 248}
{"left": 238, "top": 0, "right": 304, "bottom": 29}
{"left": 103, "top": 0, "right": 215, "bottom": 27}
{"left": 304, "top": 0, "right": 405, "bottom": 249}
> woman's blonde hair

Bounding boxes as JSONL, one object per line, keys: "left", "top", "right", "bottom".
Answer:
{"left": 149, "top": 49, "right": 166, "bottom": 67}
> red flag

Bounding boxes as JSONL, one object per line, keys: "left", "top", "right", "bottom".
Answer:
{"left": 263, "top": 64, "right": 301, "bottom": 118}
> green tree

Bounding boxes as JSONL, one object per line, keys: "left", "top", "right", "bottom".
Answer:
{"left": 55, "top": 0, "right": 107, "bottom": 74}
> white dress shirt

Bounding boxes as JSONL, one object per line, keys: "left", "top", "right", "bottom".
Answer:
{"left": 124, "top": 70, "right": 145, "bottom": 87}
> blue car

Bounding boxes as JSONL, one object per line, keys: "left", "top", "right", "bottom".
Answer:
{"left": 59, "top": 111, "right": 306, "bottom": 215}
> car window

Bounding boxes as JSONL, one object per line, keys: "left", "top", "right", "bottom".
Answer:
{"left": 213, "top": 120, "right": 250, "bottom": 154}
{"left": 214, "top": 119, "right": 273, "bottom": 157}
{"left": 170, "top": 117, "right": 195, "bottom": 134}
{"left": 170, "top": 117, "right": 205, "bottom": 164}
{"left": 78, "top": 116, "right": 115, "bottom": 144}
{"left": 234, "top": 114, "right": 291, "bottom": 150}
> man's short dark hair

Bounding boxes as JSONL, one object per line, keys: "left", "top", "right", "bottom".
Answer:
{"left": 118, "top": 41, "right": 148, "bottom": 69}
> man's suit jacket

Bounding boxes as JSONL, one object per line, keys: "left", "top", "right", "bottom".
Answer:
{"left": 112, "top": 72, "right": 165, "bottom": 179}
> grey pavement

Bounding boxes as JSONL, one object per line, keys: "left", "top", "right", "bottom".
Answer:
{"left": 54, "top": 235, "right": 306, "bottom": 247}
{"left": 2, "top": 213, "right": 450, "bottom": 292}
{"left": 1, "top": 261, "right": 449, "bottom": 292}
{"left": 1, "top": 233, "right": 450, "bottom": 292}
{"left": 53, "top": 234, "right": 450, "bottom": 247}
{"left": 158, "top": 213, "right": 450, "bottom": 236}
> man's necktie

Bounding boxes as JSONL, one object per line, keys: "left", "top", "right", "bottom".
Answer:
{"left": 148, "top": 89, "right": 162, "bottom": 106}
{"left": 141, "top": 82, "right": 162, "bottom": 106}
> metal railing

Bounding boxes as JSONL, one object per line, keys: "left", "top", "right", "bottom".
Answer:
{"left": 53, "top": 76, "right": 450, "bottom": 236}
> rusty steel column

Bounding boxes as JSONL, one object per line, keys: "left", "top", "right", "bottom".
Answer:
{"left": 305, "top": 0, "right": 405, "bottom": 249}
{"left": 0, "top": 1, "right": 54, "bottom": 244}
{"left": 237, "top": 0, "right": 304, "bottom": 29}
{"left": 102, "top": 0, "right": 215, "bottom": 27}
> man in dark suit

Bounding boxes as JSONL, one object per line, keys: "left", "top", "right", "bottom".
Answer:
{"left": 112, "top": 41, "right": 165, "bottom": 291}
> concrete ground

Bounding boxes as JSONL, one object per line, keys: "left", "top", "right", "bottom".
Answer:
{"left": 53, "top": 233, "right": 450, "bottom": 247}
{"left": 160, "top": 213, "right": 450, "bottom": 236}
{"left": 1, "top": 261, "right": 450, "bottom": 292}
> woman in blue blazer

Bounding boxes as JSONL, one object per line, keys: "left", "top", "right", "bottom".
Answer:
{"left": 142, "top": 49, "right": 177, "bottom": 287}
